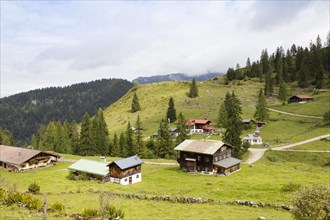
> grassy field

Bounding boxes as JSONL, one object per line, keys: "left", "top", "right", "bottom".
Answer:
{"left": 290, "top": 139, "right": 330, "bottom": 151}
{"left": 102, "top": 79, "right": 329, "bottom": 149}
{"left": 1, "top": 151, "right": 329, "bottom": 219}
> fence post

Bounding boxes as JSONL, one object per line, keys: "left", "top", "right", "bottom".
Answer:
{"left": 43, "top": 193, "right": 47, "bottom": 220}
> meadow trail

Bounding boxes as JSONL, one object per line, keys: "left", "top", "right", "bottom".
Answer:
{"left": 245, "top": 134, "right": 330, "bottom": 164}
{"left": 266, "top": 108, "right": 323, "bottom": 119}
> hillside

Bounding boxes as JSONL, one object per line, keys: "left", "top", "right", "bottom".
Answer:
{"left": 103, "top": 78, "right": 330, "bottom": 145}
{"left": 0, "top": 78, "right": 133, "bottom": 146}
{"left": 133, "top": 72, "right": 221, "bottom": 84}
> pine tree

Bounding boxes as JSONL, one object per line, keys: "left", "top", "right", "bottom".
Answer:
{"left": 222, "top": 92, "right": 243, "bottom": 158}
{"left": 131, "top": 92, "right": 141, "bottom": 112}
{"left": 79, "top": 112, "right": 91, "bottom": 156}
{"left": 254, "top": 89, "right": 269, "bottom": 121}
{"left": 156, "top": 119, "right": 173, "bottom": 158}
{"left": 176, "top": 112, "right": 189, "bottom": 145}
{"left": 69, "top": 121, "right": 80, "bottom": 155}
{"left": 260, "top": 49, "right": 270, "bottom": 75}
{"left": 188, "top": 78, "right": 198, "bottom": 98}
{"left": 126, "top": 121, "right": 135, "bottom": 156}
{"left": 135, "top": 115, "right": 146, "bottom": 157}
{"left": 119, "top": 132, "right": 127, "bottom": 157}
{"left": 111, "top": 133, "right": 120, "bottom": 157}
{"left": 264, "top": 73, "right": 273, "bottom": 97}
{"left": 166, "top": 97, "right": 177, "bottom": 123}
{"left": 217, "top": 103, "right": 228, "bottom": 128}
{"left": 278, "top": 80, "right": 288, "bottom": 105}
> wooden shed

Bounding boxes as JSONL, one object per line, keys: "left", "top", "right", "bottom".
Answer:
{"left": 288, "top": 95, "right": 313, "bottom": 103}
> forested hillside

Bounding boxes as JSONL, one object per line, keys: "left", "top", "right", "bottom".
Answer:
{"left": 0, "top": 78, "right": 133, "bottom": 146}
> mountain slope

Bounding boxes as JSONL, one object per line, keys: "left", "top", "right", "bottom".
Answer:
{"left": 133, "top": 72, "right": 221, "bottom": 84}
{"left": 0, "top": 78, "right": 133, "bottom": 146}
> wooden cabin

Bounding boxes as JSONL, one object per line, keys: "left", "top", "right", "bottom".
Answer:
{"left": 174, "top": 140, "right": 241, "bottom": 175}
{"left": 288, "top": 95, "right": 313, "bottom": 103}
{"left": 0, "top": 145, "right": 59, "bottom": 172}
{"left": 106, "top": 155, "right": 143, "bottom": 185}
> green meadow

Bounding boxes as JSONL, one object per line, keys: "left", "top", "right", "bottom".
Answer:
{"left": 1, "top": 151, "right": 329, "bottom": 219}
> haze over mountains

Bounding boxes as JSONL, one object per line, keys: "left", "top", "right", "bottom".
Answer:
{"left": 133, "top": 72, "right": 222, "bottom": 84}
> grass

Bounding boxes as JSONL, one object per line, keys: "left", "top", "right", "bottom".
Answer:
{"left": 1, "top": 151, "right": 329, "bottom": 219}
{"left": 290, "top": 139, "right": 330, "bottom": 151}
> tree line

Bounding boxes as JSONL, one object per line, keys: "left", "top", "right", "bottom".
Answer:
{"left": 225, "top": 34, "right": 330, "bottom": 92}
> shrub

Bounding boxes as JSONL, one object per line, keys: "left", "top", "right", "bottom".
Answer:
{"left": 82, "top": 208, "right": 99, "bottom": 219}
{"left": 28, "top": 182, "right": 40, "bottom": 194}
{"left": 280, "top": 183, "right": 301, "bottom": 193}
{"left": 21, "top": 194, "right": 42, "bottom": 210}
{"left": 291, "top": 185, "right": 330, "bottom": 220}
{"left": 50, "top": 202, "right": 65, "bottom": 213}
{"left": 104, "top": 204, "right": 125, "bottom": 219}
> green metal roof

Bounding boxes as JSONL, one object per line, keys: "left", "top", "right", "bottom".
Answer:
{"left": 214, "top": 157, "right": 241, "bottom": 169}
{"left": 68, "top": 159, "right": 108, "bottom": 177}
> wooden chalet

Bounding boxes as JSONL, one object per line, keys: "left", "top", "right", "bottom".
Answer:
{"left": 185, "top": 119, "right": 215, "bottom": 134}
{"left": 288, "top": 95, "right": 313, "bottom": 103}
{"left": 106, "top": 155, "right": 143, "bottom": 185}
{"left": 174, "top": 140, "right": 241, "bottom": 175}
{"left": 0, "top": 145, "right": 60, "bottom": 172}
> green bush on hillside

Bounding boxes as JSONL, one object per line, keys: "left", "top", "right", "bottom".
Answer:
{"left": 28, "top": 182, "right": 40, "bottom": 194}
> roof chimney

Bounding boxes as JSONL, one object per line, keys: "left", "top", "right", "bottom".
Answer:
{"left": 100, "top": 156, "right": 106, "bottom": 163}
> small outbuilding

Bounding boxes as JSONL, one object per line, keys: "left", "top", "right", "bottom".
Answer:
{"left": 106, "top": 155, "right": 143, "bottom": 185}
{"left": 0, "top": 145, "right": 60, "bottom": 172}
{"left": 288, "top": 95, "right": 313, "bottom": 103}
{"left": 68, "top": 159, "right": 109, "bottom": 181}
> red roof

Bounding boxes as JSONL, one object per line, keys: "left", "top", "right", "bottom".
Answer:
{"left": 185, "top": 119, "right": 210, "bottom": 125}
{"left": 292, "top": 95, "right": 313, "bottom": 99}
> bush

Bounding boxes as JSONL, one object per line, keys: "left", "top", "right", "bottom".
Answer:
{"left": 28, "top": 182, "right": 40, "bottom": 194}
{"left": 21, "top": 194, "right": 42, "bottom": 210}
{"left": 50, "top": 202, "right": 65, "bottom": 213}
{"left": 82, "top": 208, "right": 99, "bottom": 219}
{"left": 103, "top": 204, "right": 125, "bottom": 219}
{"left": 280, "top": 183, "right": 301, "bottom": 193}
{"left": 291, "top": 185, "right": 330, "bottom": 220}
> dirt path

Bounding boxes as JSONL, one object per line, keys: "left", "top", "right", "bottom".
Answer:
{"left": 267, "top": 108, "right": 323, "bottom": 119}
{"left": 272, "top": 134, "right": 330, "bottom": 151}
{"left": 245, "top": 134, "right": 330, "bottom": 164}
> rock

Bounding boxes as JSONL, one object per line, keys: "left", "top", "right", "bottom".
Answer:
{"left": 258, "top": 216, "right": 266, "bottom": 220}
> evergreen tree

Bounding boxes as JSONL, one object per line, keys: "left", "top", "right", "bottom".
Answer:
{"left": 111, "top": 133, "right": 120, "bottom": 157}
{"left": 254, "top": 89, "right": 269, "bottom": 121}
{"left": 222, "top": 92, "right": 243, "bottom": 158}
{"left": 131, "top": 92, "right": 141, "bottom": 112}
{"left": 156, "top": 118, "right": 173, "bottom": 158}
{"left": 226, "top": 68, "right": 235, "bottom": 81}
{"left": 135, "top": 115, "right": 146, "bottom": 157}
{"left": 260, "top": 49, "right": 270, "bottom": 74}
{"left": 79, "top": 112, "right": 91, "bottom": 156}
{"left": 323, "top": 110, "right": 330, "bottom": 125}
{"left": 119, "top": 132, "right": 127, "bottom": 157}
{"left": 126, "top": 121, "right": 135, "bottom": 156}
{"left": 264, "top": 73, "right": 273, "bottom": 97}
{"left": 176, "top": 112, "right": 189, "bottom": 145}
{"left": 166, "top": 97, "right": 177, "bottom": 123}
{"left": 69, "top": 121, "right": 80, "bottom": 155}
{"left": 217, "top": 103, "right": 228, "bottom": 128}
{"left": 90, "top": 109, "right": 109, "bottom": 155}
{"left": 0, "top": 128, "right": 14, "bottom": 146}
{"left": 278, "top": 80, "right": 288, "bottom": 105}
{"left": 188, "top": 78, "right": 198, "bottom": 98}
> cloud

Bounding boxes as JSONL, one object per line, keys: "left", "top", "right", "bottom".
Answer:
{"left": 1, "top": 1, "right": 329, "bottom": 97}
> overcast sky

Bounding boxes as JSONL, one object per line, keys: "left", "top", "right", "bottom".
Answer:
{"left": 1, "top": 1, "right": 329, "bottom": 97}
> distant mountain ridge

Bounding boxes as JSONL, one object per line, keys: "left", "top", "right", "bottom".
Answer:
{"left": 0, "top": 78, "right": 133, "bottom": 146}
{"left": 133, "top": 72, "right": 222, "bottom": 84}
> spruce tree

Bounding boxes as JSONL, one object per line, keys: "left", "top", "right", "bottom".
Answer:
{"left": 222, "top": 92, "right": 243, "bottom": 158}
{"left": 278, "top": 80, "right": 288, "bottom": 105}
{"left": 217, "top": 103, "right": 228, "bottom": 128}
{"left": 79, "top": 112, "right": 91, "bottom": 156}
{"left": 126, "top": 121, "right": 135, "bottom": 156}
{"left": 131, "top": 92, "right": 141, "bottom": 112}
{"left": 135, "top": 115, "right": 146, "bottom": 157}
{"left": 111, "top": 133, "right": 120, "bottom": 157}
{"left": 156, "top": 118, "right": 173, "bottom": 158}
{"left": 254, "top": 89, "right": 269, "bottom": 121}
{"left": 188, "top": 78, "right": 198, "bottom": 98}
{"left": 166, "top": 97, "right": 177, "bottom": 123}
{"left": 176, "top": 112, "right": 189, "bottom": 145}
{"left": 119, "top": 132, "right": 127, "bottom": 157}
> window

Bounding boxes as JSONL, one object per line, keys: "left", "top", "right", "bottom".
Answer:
{"left": 183, "top": 153, "right": 187, "bottom": 159}
{"left": 125, "top": 178, "right": 128, "bottom": 182}
{"left": 197, "top": 156, "right": 201, "bottom": 161}
{"left": 136, "top": 175, "right": 139, "bottom": 179}
{"left": 204, "top": 157, "right": 210, "bottom": 162}
{"left": 214, "top": 156, "right": 218, "bottom": 162}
